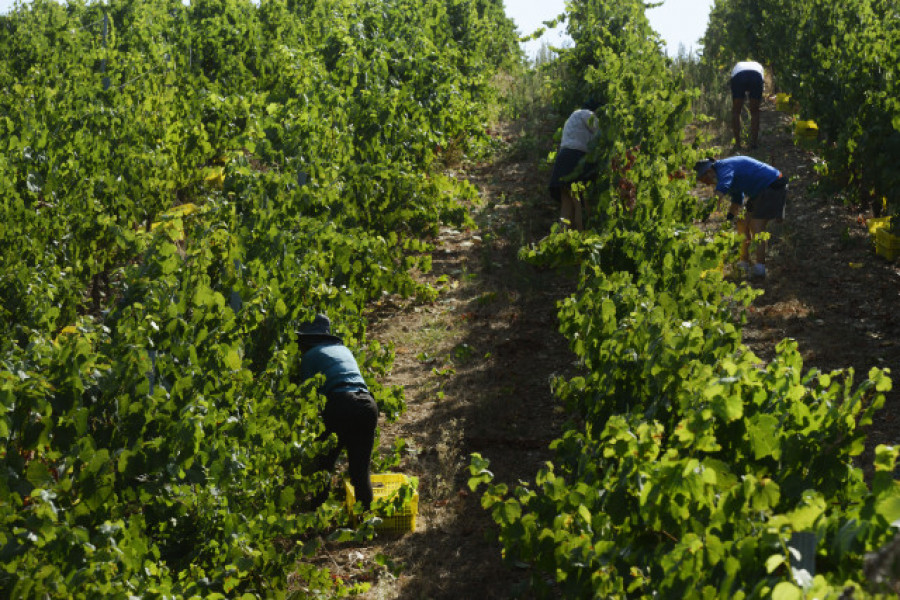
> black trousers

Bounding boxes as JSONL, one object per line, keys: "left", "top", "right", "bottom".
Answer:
{"left": 316, "top": 390, "right": 378, "bottom": 508}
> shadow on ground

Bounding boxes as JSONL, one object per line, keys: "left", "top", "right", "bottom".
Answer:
{"left": 361, "top": 128, "right": 580, "bottom": 598}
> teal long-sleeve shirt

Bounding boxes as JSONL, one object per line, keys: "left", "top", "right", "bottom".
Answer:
{"left": 299, "top": 342, "right": 369, "bottom": 395}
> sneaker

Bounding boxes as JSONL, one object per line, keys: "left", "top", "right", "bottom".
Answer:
{"left": 750, "top": 263, "right": 766, "bottom": 278}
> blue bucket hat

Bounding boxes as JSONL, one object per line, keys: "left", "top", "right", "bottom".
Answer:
{"left": 694, "top": 159, "right": 717, "bottom": 179}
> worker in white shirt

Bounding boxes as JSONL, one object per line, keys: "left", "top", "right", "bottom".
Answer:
{"left": 547, "top": 99, "right": 601, "bottom": 230}
{"left": 730, "top": 61, "right": 764, "bottom": 149}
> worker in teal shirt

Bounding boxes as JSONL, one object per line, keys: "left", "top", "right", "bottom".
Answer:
{"left": 299, "top": 342, "right": 369, "bottom": 395}
{"left": 299, "top": 314, "right": 378, "bottom": 508}
{"left": 695, "top": 156, "right": 787, "bottom": 279}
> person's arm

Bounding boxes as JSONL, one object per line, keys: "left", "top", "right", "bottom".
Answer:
{"left": 709, "top": 190, "right": 729, "bottom": 218}
{"left": 714, "top": 171, "right": 742, "bottom": 219}
{"left": 725, "top": 195, "right": 741, "bottom": 222}
{"left": 586, "top": 112, "right": 600, "bottom": 138}
{"left": 299, "top": 346, "right": 322, "bottom": 384}
{"left": 706, "top": 190, "right": 739, "bottom": 223}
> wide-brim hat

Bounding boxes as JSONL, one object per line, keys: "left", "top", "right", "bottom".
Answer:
{"left": 694, "top": 159, "right": 717, "bottom": 179}
{"left": 297, "top": 313, "right": 342, "bottom": 344}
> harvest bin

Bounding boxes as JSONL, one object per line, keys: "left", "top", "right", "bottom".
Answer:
{"left": 775, "top": 93, "right": 794, "bottom": 112}
{"left": 867, "top": 216, "right": 891, "bottom": 236}
{"left": 346, "top": 473, "right": 418, "bottom": 534}
{"left": 876, "top": 226, "right": 900, "bottom": 261}
{"left": 793, "top": 119, "right": 818, "bottom": 140}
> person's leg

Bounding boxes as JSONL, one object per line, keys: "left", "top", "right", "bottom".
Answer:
{"left": 750, "top": 218, "right": 770, "bottom": 265}
{"left": 571, "top": 189, "right": 584, "bottom": 231}
{"left": 747, "top": 185, "right": 784, "bottom": 277}
{"left": 560, "top": 186, "right": 576, "bottom": 229}
{"left": 309, "top": 428, "right": 342, "bottom": 509}
{"left": 551, "top": 148, "right": 585, "bottom": 230}
{"left": 736, "top": 216, "right": 751, "bottom": 263}
{"left": 747, "top": 71, "right": 764, "bottom": 148}
{"left": 342, "top": 392, "right": 378, "bottom": 509}
{"left": 732, "top": 97, "right": 745, "bottom": 148}
{"left": 748, "top": 98, "right": 761, "bottom": 148}
{"left": 312, "top": 392, "right": 358, "bottom": 509}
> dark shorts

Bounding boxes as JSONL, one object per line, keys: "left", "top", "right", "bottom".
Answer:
{"left": 730, "top": 70, "right": 763, "bottom": 100}
{"left": 746, "top": 180, "right": 787, "bottom": 220}
{"left": 548, "top": 147, "right": 597, "bottom": 202}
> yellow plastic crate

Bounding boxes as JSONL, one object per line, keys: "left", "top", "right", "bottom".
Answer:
{"left": 876, "top": 226, "right": 900, "bottom": 261}
{"left": 346, "top": 473, "right": 418, "bottom": 534}
{"left": 775, "top": 93, "right": 793, "bottom": 112}
{"left": 794, "top": 119, "right": 819, "bottom": 139}
{"left": 867, "top": 216, "right": 891, "bottom": 237}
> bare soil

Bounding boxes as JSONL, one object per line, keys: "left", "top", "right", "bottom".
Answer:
{"left": 304, "top": 99, "right": 900, "bottom": 599}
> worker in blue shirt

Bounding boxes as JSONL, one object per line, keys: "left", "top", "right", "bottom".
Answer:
{"left": 695, "top": 156, "right": 787, "bottom": 279}
{"left": 299, "top": 314, "right": 378, "bottom": 508}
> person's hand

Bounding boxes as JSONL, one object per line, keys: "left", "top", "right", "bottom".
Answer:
{"left": 720, "top": 211, "right": 736, "bottom": 230}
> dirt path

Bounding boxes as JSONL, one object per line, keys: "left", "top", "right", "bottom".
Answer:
{"left": 306, "top": 100, "right": 900, "bottom": 599}
{"left": 310, "top": 122, "right": 577, "bottom": 599}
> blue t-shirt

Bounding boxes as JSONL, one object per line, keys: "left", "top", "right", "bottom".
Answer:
{"left": 300, "top": 342, "right": 369, "bottom": 394}
{"left": 714, "top": 156, "right": 781, "bottom": 204}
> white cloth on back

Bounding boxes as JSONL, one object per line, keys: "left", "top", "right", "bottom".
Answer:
{"left": 731, "top": 61, "right": 764, "bottom": 78}
{"left": 559, "top": 109, "right": 599, "bottom": 153}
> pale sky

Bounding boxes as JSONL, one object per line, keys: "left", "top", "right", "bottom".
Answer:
{"left": 0, "top": 0, "right": 713, "bottom": 58}
{"left": 506, "top": 0, "right": 715, "bottom": 58}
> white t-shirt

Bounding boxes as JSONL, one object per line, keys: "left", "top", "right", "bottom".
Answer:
{"left": 560, "top": 109, "right": 599, "bottom": 152}
{"left": 731, "top": 61, "right": 764, "bottom": 78}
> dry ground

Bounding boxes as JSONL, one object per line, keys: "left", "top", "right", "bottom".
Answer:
{"left": 301, "top": 99, "right": 900, "bottom": 599}
{"left": 302, "top": 117, "right": 577, "bottom": 599}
